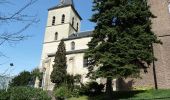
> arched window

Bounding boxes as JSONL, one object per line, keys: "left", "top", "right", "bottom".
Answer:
{"left": 52, "top": 16, "right": 55, "bottom": 25}
{"left": 71, "top": 41, "right": 75, "bottom": 50}
{"left": 168, "top": 3, "right": 170, "bottom": 13}
{"left": 77, "top": 23, "right": 79, "bottom": 32}
{"left": 54, "top": 32, "right": 58, "bottom": 40}
{"left": 72, "top": 17, "right": 74, "bottom": 26}
{"left": 61, "top": 14, "right": 65, "bottom": 23}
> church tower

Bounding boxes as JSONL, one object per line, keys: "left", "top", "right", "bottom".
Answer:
{"left": 41, "top": 0, "right": 82, "bottom": 62}
{"left": 36, "top": 0, "right": 83, "bottom": 90}
{"left": 44, "top": 0, "right": 82, "bottom": 43}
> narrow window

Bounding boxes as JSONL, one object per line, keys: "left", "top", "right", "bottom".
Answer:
{"left": 77, "top": 23, "right": 79, "bottom": 32}
{"left": 55, "top": 32, "right": 58, "bottom": 40}
{"left": 72, "top": 17, "right": 74, "bottom": 26}
{"left": 168, "top": 3, "right": 170, "bottom": 13}
{"left": 61, "top": 14, "right": 65, "bottom": 23}
{"left": 52, "top": 16, "right": 55, "bottom": 25}
{"left": 83, "top": 57, "right": 88, "bottom": 67}
{"left": 71, "top": 41, "right": 75, "bottom": 50}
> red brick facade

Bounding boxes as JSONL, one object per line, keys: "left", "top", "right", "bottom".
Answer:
{"left": 134, "top": 0, "right": 170, "bottom": 89}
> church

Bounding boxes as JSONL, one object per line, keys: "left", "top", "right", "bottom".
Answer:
{"left": 35, "top": 0, "right": 170, "bottom": 91}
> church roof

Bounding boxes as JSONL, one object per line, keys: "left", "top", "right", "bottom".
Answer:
{"left": 60, "top": 0, "right": 74, "bottom": 7}
{"left": 63, "top": 31, "right": 93, "bottom": 41}
{"left": 49, "top": 0, "right": 74, "bottom": 9}
{"left": 48, "top": 0, "right": 82, "bottom": 20}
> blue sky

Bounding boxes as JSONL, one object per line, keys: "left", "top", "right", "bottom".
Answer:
{"left": 0, "top": 0, "right": 95, "bottom": 76}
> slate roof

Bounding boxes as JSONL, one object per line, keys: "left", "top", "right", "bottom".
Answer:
{"left": 48, "top": 0, "right": 82, "bottom": 20}
{"left": 48, "top": 49, "right": 87, "bottom": 57}
{"left": 49, "top": 0, "right": 74, "bottom": 10}
{"left": 59, "top": 0, "right": 74, "bottom": 7}
{"left": 63, "top": 31, "right": 93, "bottom": 41}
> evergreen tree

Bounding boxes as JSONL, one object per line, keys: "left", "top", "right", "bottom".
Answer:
{"left": 9, "top": 71, "right": 32, "bottom": 87}
{"left": 86, "top": 0, "right": 161, "bottom": 97}
{"left": 50, "top": 40, "right": 67, "bottom": 88}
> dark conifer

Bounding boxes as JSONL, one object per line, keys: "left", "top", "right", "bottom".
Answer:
{"left": 86, "top": 0, "right": 161, "bottom": 97}
{"left": 50, "top": 40, "right": 67, "bottom": 88}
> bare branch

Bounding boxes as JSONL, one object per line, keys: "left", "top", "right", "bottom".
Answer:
{"left": 0, "top": 0, "right": 10, "bottom": 4}
{"left": 0, "top": 0, "right": 38, "bottom": 22}
{"left": 0, "top": 0, "right": 39, "bottom": 45}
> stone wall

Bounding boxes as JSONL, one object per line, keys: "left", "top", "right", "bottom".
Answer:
{"left": 122, "top": 0, "right": 170, "bottom": 90}
{"left": 132, "top": 0, "right": 170, "bottom": 89}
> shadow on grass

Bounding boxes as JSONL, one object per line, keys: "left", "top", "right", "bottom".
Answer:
{"left": 87, "top": 90, "right": 146, "bottom": 100}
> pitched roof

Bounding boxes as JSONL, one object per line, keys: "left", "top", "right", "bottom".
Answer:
{"left": 63, "top": 31, "right": 93, "bottom": 41}
{"left": 48, "top": 0, "right": 82, "bottom": 20}
{"left": 59, "top": 0, "right": 74, "bottom": 7}
{"left": 48, "top": 0, "right": 74, "bottom": 11}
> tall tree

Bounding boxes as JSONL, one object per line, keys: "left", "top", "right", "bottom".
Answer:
{"left": 31, "top": 68, "right": 43, "bottom": 86}
{"left": 50, "top": 40, "right": 67, "bottom": 88}
{"left": 86, "top": 0, "right": 161, "bottom": 97}
{"left": 9, "top": 71, "right": 32, "bottom": 87}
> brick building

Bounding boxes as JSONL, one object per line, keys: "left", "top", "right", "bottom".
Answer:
{"left": 35, "top": 0, "right": 170, "bottom": 90}
{"left": 127, "top": 0, "right": 170, "bottom": 89}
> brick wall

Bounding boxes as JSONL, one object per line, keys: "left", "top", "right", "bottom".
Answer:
{"left": 122, "top": 0, "right": 170, "bottom": 90}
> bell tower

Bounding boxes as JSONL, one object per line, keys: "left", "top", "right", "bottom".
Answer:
{"left": 44, "top": 0, "right": 82, "bottom": 43}
{"left": 36, "top": 0, "right": 82, "bottom": 90}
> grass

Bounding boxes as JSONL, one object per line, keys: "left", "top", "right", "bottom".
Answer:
{"left": 68, "top": 89, "right": 170, "bottom": 100}
{"left": 129, "top": 89, "right": 170, "bottom": 100}
{"left": 68, "top": 96, "right": 87, "bottom": 100}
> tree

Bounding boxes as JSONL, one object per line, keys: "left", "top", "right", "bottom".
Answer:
{"left": 31, "top": 68, "right": 43, "bottom": 86}
{"left": 85, "top": 0, "right": 161, "bottom": 98}
{"left": 50, "top": 40, "right": 67, "bottom": 88}
{"left": 9, "top": 71, "right": 32, "bottom": 87}
{"left": 0, "top": 0, "right": 38, "bottom": 76}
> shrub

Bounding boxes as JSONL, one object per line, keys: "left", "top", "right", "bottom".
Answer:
{"left": 71, "top": 85, "right": 81, "bottom": 97}
{"left": 9, "top": 71, "right": 32, "bottom": 87}
{"left": 0, "top": 90, "right": 10, "bottom": 100}
{"left": 54, "top": 86, "right": 72, "bottom": 100}
{"left": 79, "top": 81, "right": 104, "bottom": 96}
{"left": 0, "top": 87, "right": 51, "bottom": 100}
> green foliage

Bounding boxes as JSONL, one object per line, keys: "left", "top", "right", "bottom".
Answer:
{"left": 0, "top": 87, "right": 51, "bottom": 100}
{"left": 68, "top": 96, "right": 87, "bottom": 100}
{"left": 31, "top": 68, "right": 43, "bottom": 81}
{"left": 53, "top": 74, "right": 82, "bottom": 99}
{"left": 54, "top": 86, "right": 72, "bottom": 100}
{"left": 64, "top": 74, "right": 82, "bottom": 90}
{"left": 9, "top": 69, "right": 43, "bottom": 87}
{"left": 79, "top": 81, "right": 104, "bottom": 96}
{"left": 130, "top": 89, "right": 170, "bottom": 100}
{"left": 71, "top": 86, "right": 81, "bottom": 97}
{"left": 0, "top": 90, "right": 10, "bottom": 100}
{"left": 9, "top": 71, "right": 32, "bottom": 87}
{"left": 86, "top": 0, "right": 161, "bottom": 94}
{"left": 68, "top": 89, "right": 170, "bottom": 100}
{"left": 50, "top": 40, "right": 67, "bottom": 87}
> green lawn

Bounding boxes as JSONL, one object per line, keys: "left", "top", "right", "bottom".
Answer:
{"left": 68, "top": 96, "right": 87, "bottom": 100}
{"left": 68, "top": 89, "right": 170, "bottom": 100}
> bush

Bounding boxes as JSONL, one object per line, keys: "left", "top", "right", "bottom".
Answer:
{"left": 71, "top": 85, "right": 81, "bottom": 97}
{"left": 79, "top": 81, "right": 104, "bottom": 96}
{"left": 0, "top": 90, "right": 10, "bottom": 100}
{"left": 54, "top": 86, "right": 72, "bottom": 100}
{"left": 0, "top": 87, "right": 51, "bottom": 100}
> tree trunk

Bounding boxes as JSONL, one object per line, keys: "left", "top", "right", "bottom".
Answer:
{"left": 106, "top": 77, "right": 113, "bottom": 99}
